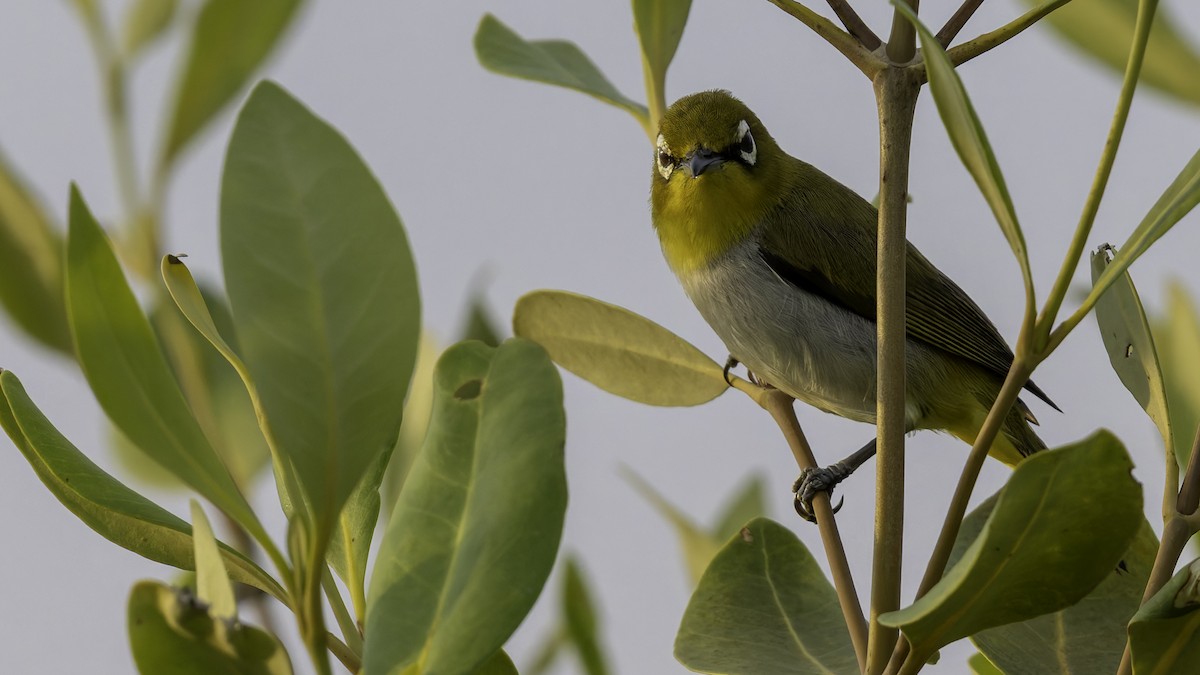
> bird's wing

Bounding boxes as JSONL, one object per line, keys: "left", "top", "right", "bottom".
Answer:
{"left": 757, "top": 164, "right": 1059, "bottom": 412}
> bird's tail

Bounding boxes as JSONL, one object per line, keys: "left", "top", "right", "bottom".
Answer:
{"left": 949, "top": 393, "right": 1047, "bottom": 468}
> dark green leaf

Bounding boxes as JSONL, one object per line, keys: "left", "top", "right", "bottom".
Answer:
{"left": 128, "top": 581, "right": 292, "bottom": 675}
{"left": 461, "top": 293, "right": 504, "bottom": 348}
{"left": 879, "top": 431, "right": 1143, "bottom": 663}
{"left": 0, "top": 371, "right": 285, "bottom": 603}
{"left": 475, "top": 650, "right": 519, "bottom": 675}
{"left": 474, "top": 14, "right": 649, "bottom": 131}
{"left": 363, "top": 339, "right": 566, "bottom": 675}
{"left": 1022, "top": 0, "right": 1200, "bottom": 106}
{"left": 1129, "top": 557, "right": 1200, "bottom": 672}
{"left": 1092, "top": 244, "right": 1172, "bottom": 453}
{"left": 514, "top": 290, "right": 727, "bottom": 407}
{"left": 675, "top": 517, "right": 858, "bottom": 674}
{"left": 0, "top": 150, "right": 70, "bottom": 353}
{"left": 122, "top": 0, "right": 178, "bottom": 60}
{"left": 220, "top": 82, "right": 420, "bottom": 541}
{"left": 65, "top": 186, "right": 265, "bottom": 543}
{"left": 563, "top": 557, "right": 611, "bottom": 675}
{"left": 160, "top": 0, "right": 304, "bottom": 166}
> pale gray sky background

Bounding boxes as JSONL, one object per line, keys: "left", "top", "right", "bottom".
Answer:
{"left": 2, "top": 1, "right": 1199, "bottom": 673}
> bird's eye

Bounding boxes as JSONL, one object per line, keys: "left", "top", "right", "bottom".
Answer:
{"left": 655, "top": 134, "right": 675, "bottom": 180}
{"left": 736, "top": 119, "right": 757, "bottom": 166}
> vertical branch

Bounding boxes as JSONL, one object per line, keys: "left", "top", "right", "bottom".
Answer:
{"left": 762, "top": 391, "right": 869, "bottom": 671}
{"left": 886, "top": 0, "right": 919, "bottom": 63}
{"left": 868, "top": 67, "right": 921, "bottom": 675}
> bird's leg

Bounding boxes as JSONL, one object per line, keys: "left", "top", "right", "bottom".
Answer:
{"left": 793, "top": 438, "right": 878, "bottom": 523}
{"left": 722, "top": 356, "right": 739, "bottom": 386}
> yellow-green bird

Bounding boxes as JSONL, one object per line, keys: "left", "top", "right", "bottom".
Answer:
{"left": 650, "top": 90, "right": 1058, "bottom": 518}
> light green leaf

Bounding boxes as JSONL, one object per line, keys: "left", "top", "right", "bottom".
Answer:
{"left": 563, "top": 557, "right": 611, "bottom": 675}
{"left": 962, "top": 496, "right": 1159, "bottom": 673}
{"left": 514, "top": 290, "right": 727, "bottom": 407}
{"left": 632, "top": 0, "right": 692, "bottom": 125}
{"left": 675, "top": 517, "right": 858, "bottom": 674}
{"left": 220, "top": 81, "right": 420, "bottom": 541}
{"left": 0, "top": 150, "right": 70, "bottom": 353}
{"left": 1155, "top": 282, "right": 1200, "bottom": 469}
{"left": 1129, "top": 557, "right": 1200, "bottom": 672}
{"left": 1090, "top": 149, "right": 1200, "bottom": 310}
{"left": 621, "top": 467, "right": 720, "bottom": 585}
{"left": 1091, "top": 244, "right": 1172, "bottom": 454}
{"left": 122, "top": 0, "right": 178, "bottom": 60}
{"left": 474, "top": 14, "right": 649, "bottom": 131}
{"left": 898, "top": 2, "right": 1032, "bottom": 292}
{"left": 711, "top": 474, "right": 768, "bottom": 540}
{"left": 65, "top": 185, "right": 265, "bottom": 544}
{"left": 1022, "top": 0, "right": 1200, "bottom": 106}
{"left": 326, "top": 445, "right": 390, "bottom": 623}
{"left": 128, "top": 581, "right": 292, "bottom": 675}
{"left": 879, "top": 431, "right": 1143, "bottom": 663}
{"left": 381, "top": 331, "right": 440, "bottom": 512}
{"left": 190, "top": 501, "right": 238, "bottom": 621}
{"left": 967, "top": 653, "right": 1003, "bottom": 675}
{"left": 0, "top": 371, "right": 286, "bottom": 604}
{"left": 363, "top": 339, "right": 566, "bottom": 675}
{"left": 160, "top": 0, "right": 305, "bottom": 167}
{"left": 528, "top": 630, "right": 568, "bottom": 675}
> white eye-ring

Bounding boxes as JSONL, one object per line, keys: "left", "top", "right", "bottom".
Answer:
{"left": 656, "top": 134, "right": 675, "bottom": 180}
{"left": 736, "top": 120, "right": 756, "bottom": 166}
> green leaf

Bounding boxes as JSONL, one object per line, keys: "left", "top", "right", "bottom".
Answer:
{"left": 363, "top": 339, "right": 566, "bottom": 675}
{"left": 675, "top": 517, "right": 858, "bottom": 674}
{"left": 122, "top": 0, "right": 178, "bottom": 60}
{"left": 325, "top": 444, "right": 391, "bottom": 623}
{"left": 879, "top": 431, "right": 1143, "bottom": 663}
{"left": 513, "top": 290, "right": 727, "bottom": 407}
{"left": 476, "top": 650, "right": 519, "bottom": 675}
{"left": 128, "top": 581, "right": 293, "bottom": 675}
{"left": 963, "top": 497, "right": 1159, "bottom": 672}
{"left": 190, "top": 501, "right": 238, "bottom": 621}
{"left": 474, "top": 14, "right": 649, "bottom": 131}
{"left": 1129, "top": 557, "right": 1200, "bottom": 672}
{"left": 220, "top": 81, "right": 420, "bottom": 541}
{"left": 1021, "top": 0, "right": 1200, "bottom": 106}
{"left": 621, "top": 467, "right": 720, "bottom": 585}
{"left": 632, "top": 0, "right": 693, "bottom": 121}
{"left": 1090, "top": 149, "right": 1200, "bottom": 309}
{"left": 461, "top": 293, "right": 504, "bottom": 348}
{"left": 160, "top": 0, "right": 305, "bottom": 167}
{"left": 967, "top": 653, "right": 1003, "bottom": 675}
{"left": 898, "top": 2, "right": 1032, "bottom": 292}
{"left": 381, "top": 331, "right": 440, "bottom": 512}
{"left": 711, "top": 474, "right": 768, "bottom": 540}
{"left": 0, "top": 150, "right": 70, "bottom": 353}
{"left": 527, "top": 630, "right": 568, "bottom": 675}
{"left": 65, "top": 185, "right": 265, "bottom": 544}
{"left": 1091, "top": 244, "right": 1172, "bottom": 454}
{"left": 563, "top": 557, "right": 611, "bottom": 675}
{"left": 0, "top": 371, "right": 286, "bottom": 604}
{"left": 1155, "top": 282, "right": 1200, "bottom": 469}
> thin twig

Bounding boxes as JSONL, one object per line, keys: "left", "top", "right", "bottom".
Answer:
{"left": 936, "top": 0, "right": 984, "bottom": 48}
{"left": 825, "top": 0, "right": 882, "bottom": 50}
{"left": 945, "top": 0, "right": 1073, "bottom": 67}
{"left": 767, "top": 0, "right": 884, "bottom": 79}
{"left": 761, "top": 390, "right": 869, "bottom": 671}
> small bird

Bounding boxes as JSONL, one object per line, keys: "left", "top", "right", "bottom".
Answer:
{"left": 650, "top": 90, "right": 1058, "bottom": 519}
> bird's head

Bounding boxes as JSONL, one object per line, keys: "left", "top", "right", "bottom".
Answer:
{"left": 651, "top": 90, "right": 788, "bottom": 272}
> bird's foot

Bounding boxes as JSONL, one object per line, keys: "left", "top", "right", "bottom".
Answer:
{"left": 722, "top": 356, "right": 739, "bottom": 386}
{"left": 792, "top": 461, "right": 851, "bottom": 523}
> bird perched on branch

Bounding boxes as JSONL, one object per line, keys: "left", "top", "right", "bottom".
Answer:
{"left": 649, "top": 90, "right": 1058, "bottom": 519}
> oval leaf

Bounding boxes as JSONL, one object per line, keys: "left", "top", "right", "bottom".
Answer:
{"left": 0, "top": 150, "right": 70, "bottom": 353}
{"left": 160, "top": 0, "right": 304, "bottom": 166}
{"left": 1155, "top": 282, "right": 1200, "bottom": 469}
{"left": 674, "top": 517, "right": 858, "bottom": 675}
{"left": 632, "top": 0, "right": 693, "bottom": 125}
{"left": 0, "top": 371, "right": 286, "bottom": 603}
{"left": 879, "top": 431, "right": 1143, "bottom": 662}
{"left": 65, "top": 185, "right": 265, "bottom": 544}
{"left": 1022, "top": 0, "right": 1200, "bottom": 106}
{"left": 474, "top": 14, "right": 649, "bottom": 131}
{"left": 898, "top": 3, "right": 1033, "bottom": 291}
{"left": 363, "top": 339, "right": 566, "bottom": 675}
{"left": 128, "top": 581, "right": 293, "bottom": 675}
{"left": 1129, "top": 557, "right": 1200, "bottom": 672}
{"left": 1091, "top": 244, "right": 1172, "bottom": 453}
{"left": 220, "top": 81, "right": 420, "bottom": 539}
{"left": 513, "top": 290, "right": 727, "bottom": 406}
{"left": 190, "top": 501, "right": 237, "bottom": 621}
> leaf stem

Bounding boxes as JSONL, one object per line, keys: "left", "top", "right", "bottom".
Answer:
{"left": 326, "top": 632, "right": 361, "bottom": 673}
{"left": 1037, "top": 0, "right": 1159, "bottom": 349}
{"left": 936, "top": 0, "right": 984, "bottom": 47}
{"left": 767, "top": 0, "right": 884, "bottom": 79}
{"left": 825, "top": 0, "right": 882, "bottom": 50}
{"left": 323, "top": 568, "right": 363, "bottom": 657}
{"left": 885, "top": 0, "right": 918, "bottom": 64}
{"left": 761, "top": 389, "right": 869, "bottom": 671}
{"left": 945, "top": 0, "right": 1074, "bottom": 68}
{"left": 868, "top": 66, "right": 920, "bottom": 675}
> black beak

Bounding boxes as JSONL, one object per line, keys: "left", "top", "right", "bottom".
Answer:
{"left": 686, "top": 148, "right": 725, "bottom": 178}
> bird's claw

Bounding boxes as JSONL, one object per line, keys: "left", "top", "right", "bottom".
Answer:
{"left": 792, "top": 462, "right": 851, "bottom": 523}
{"left": 722, "top": 356, "right": 739, "bottom": 386}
